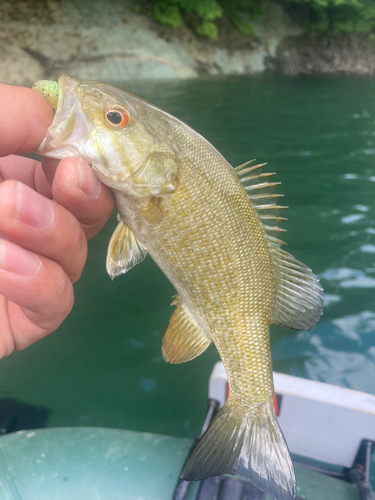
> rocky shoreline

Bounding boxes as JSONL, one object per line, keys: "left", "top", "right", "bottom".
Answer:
{"left": 1, "top": 0, "right": 375, "bottom": 87}
{"left": 278, "top": 35, "right": 375, "bottom": 76}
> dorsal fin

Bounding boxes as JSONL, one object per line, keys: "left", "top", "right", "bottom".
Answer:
{"left": 236, "top": 161, "right": 288, "bottom": 245}
{"left": 235, "top": 160, "right": 324, "bottom": 330}
{"left": 270, "top": 247, "right": 324, "bottom": 330}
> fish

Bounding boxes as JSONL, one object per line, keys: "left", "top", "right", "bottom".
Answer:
{"left": 33, "top": 75, "right": 324, "bottom": 500}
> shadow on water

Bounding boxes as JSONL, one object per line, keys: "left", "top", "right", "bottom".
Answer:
{"left": 0, "top": 76, "right": 374, "bottom": 458}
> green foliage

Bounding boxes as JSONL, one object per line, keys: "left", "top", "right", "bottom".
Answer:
{"left": 154, "top": 3, "right": 182, "bottom": 28}
{"left": 282, "top": 0, "right": 375, "bottom": 34}
{"left": 150, "top": 0, "right": 260, "bottom": 39}
{"left": 219, "top": 0, "right": 263, "bottom": 18}
{"left": 151, "top": 0, "right": 375, "bottom": 37}
{"left": 182, "top": 0, "right": 223, "bottom": 20}
{"left": 234, "top": 19, "right": 256, "bottom": 35}
{"left": 196, "top": 20, "right": 219, "bottom": 39}
{"left": 153, "top": 0, "right": 222, "bottom": 23}
{"left": 152, "top": 0, "right": 222, "bottom": 38}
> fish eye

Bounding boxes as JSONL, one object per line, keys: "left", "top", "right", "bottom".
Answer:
{"left": 104, "top": 107, "right": 130, "bottom": 127}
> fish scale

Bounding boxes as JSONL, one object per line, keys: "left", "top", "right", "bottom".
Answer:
{"left": 119, "top": 123, "right": 277, "bottom": 438}
{"left": 33, "top": 75, "right": 324, "bottom": 500}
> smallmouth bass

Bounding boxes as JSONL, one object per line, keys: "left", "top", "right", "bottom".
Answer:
{"left": 33, "top": 75, "right": 324, "bottom": 500}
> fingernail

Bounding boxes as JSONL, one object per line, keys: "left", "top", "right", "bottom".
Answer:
{"left": 76, "top": 157, "right": 101, "bottom": 198}
{"left": 0, "top": 240, "right": 41, "bottom": 276}
{"left": 14, "top": 182, "right": 54, "bottom": 229}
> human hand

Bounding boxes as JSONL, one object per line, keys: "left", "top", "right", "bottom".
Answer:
{"left": 0, "top": 84, "right": 114, "bottom": 357}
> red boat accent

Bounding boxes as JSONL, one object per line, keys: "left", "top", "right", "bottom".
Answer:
{"left": 274, "top": 394, "right": 279, "bottom": 416}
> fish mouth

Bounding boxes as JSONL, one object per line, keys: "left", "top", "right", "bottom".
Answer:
{"left": 36, "top": 74, "right": 93, "bottom": 161}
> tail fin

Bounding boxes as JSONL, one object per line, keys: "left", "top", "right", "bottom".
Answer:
{"left": 181, "top": 400, "right": 296, "bottom": 500}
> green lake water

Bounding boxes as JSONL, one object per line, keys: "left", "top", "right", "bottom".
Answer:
{"left": 1, "top": 75, "right": 375, "bottom": 467}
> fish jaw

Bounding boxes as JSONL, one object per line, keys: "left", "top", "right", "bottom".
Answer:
{"left": 35, "top": 74, "right": 178, "bottom": 197}
{"left": 36, "top": 75, "right": 93, "bottom": 162}
{"left": 35, "top": 74, "right": 134, "bottom": 189}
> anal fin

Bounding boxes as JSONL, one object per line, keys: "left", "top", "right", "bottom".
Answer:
{"left": 162, "top": 298, "right": 211, "bottom": 364}
{"left": 106, "top": 216, "right": 148, "bottom": 280}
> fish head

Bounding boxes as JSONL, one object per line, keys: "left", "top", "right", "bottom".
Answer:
{"left": 37, "top": 74, "right": 180, "bottom": 197}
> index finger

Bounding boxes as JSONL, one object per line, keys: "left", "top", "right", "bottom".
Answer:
{"left": 0, "top": 85, "right": 54, "bottom": 157}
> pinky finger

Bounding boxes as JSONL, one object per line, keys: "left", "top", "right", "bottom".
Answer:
{"left": 0, "top": 239, "right": 74, "bottom": 354}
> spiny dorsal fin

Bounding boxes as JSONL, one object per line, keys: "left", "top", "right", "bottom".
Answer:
{"left": 235, "top": 159, "right": 265, "bottom": 176}
{"left": 270, "top": 247, "right": 324, "bottom": 330}
{"left": 235, "top": 161, "right": 287, "bottom": 245}
{"left": 236, "top": 160, "right": 324, "bottom": 329}
{"left": 162, "top": 298, "right": 211, "bottom": 364}
{"left": 106, "top": 216, "right": 148, "bottom": 280}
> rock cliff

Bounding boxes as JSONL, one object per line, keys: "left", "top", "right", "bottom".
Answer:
{"left": 1, "top": 0, "right": 374, "bottom": 86}
{"left": 0, "top": 0, "right": 299, "bottom": 86}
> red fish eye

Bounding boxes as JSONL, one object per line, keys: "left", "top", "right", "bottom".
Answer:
{"left": 105, "top": 107, "right": 130, "bottom": 127}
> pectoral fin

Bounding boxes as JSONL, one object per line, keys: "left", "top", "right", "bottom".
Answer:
{"left": 162, "top": 298, "right": 211, "bottom": 364}
{"left": 106, "top": 217, "right": 147, "bottom": 280}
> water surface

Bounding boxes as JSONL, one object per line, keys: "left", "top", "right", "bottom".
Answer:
{"left": 1, "top": 76, "right": 374, "bottom": 456}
